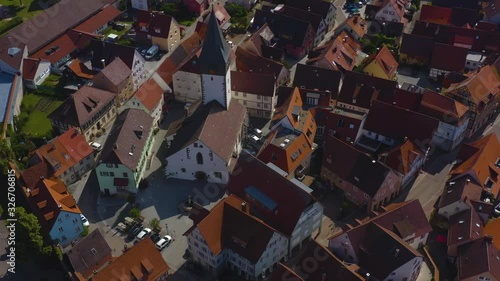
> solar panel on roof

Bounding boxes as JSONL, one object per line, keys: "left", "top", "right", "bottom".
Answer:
{"left": 245, "top": 186, "right": 277, "bottom": 211}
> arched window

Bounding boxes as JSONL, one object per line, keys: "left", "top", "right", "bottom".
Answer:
{"left": 196, "top": 152, "right": 203, "bottom": 165}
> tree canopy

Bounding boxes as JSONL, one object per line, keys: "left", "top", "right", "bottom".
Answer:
{"left": 15, "top": 207, "right": 51, "bottom": 260}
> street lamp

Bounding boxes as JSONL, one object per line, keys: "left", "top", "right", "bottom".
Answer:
{"left": 165, "top": 223, "right": 169, "bottom": 234}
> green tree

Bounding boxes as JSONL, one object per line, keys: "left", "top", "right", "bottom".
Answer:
{"left": 149, "top": 218, "right": 160, "bottom": 231}
{"left": 225, "top": 3, "right": 248, "bottom": 18}
{"left": 0, "top": 139, "right": 15, "bottom": 173}
{"left": 160, "top": 3, "right": 179, "bottom": 16}
{"left": 129, "top": 207, "right": 141, "bottom": 219}
{"left": 360, "top": 34, "right": 400, "bottom": 57}
{"left": 15, "top": 207, "right": 52, "bottom": 260}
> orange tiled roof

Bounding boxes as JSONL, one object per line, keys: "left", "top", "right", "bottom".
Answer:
{"left": 450, "top": 134, "right": 500, "bottom": 197}
{"left": 67, "top": 59, "right": 96, "bottom": 79}
{"left": 483, "top": 219, "right": 500, "bottom": 250}
{"left": 363, "top": 45, "right": 399, "bottom": 78}
{"left": 92, "top": 239, "right": 169, "bottom": 281}
{"left": 132, "top": 78, "right": 164, "bottom": 112}
{"left": 307, "top": 31, "right": 360, "bottom": 71}
{"left": 335, "top": 15, "right": 368, "bottom": 39}
{"left": 383, "top": 140, "right": 423, "bottom": 175}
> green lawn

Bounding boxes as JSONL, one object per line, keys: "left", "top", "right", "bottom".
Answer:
{"left": 20, "top": 93, "right": 62, "bottom": 138}
{"left": 0, "top": 0, "right": 58, "bottom": 35}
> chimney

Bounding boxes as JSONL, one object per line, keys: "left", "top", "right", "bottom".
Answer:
{"left": 485, "top": 235, "right": 493, "bottom": 244}
{"left": 242, "top": 202, "right": 247, "bottom": 212}
{"left": 395, "top": 248, "right": 400, "bottom": 258}
{"left": 58, "top": 205, "right": 62, "bottom": 209}
{"left": 353, "top": 16, "right": 358, "bottom": 24}
{"left": 366, "top": 273, "right": 370, "bottom": 281}
{"left": 101, "top": 58, "right": 106, "bottom": 69}
{"left": 40, "top": 176, "right": 44, "bottom": 180}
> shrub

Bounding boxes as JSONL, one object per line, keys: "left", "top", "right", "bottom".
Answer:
{"left": 129, "top": 207, "right": 141, "bottom": 219}
{"left": 96, "top": 131, "right": 102, "bottom": 138}
{"left": 0, "top": 17, "right": 23, "bottom": 35}
{"left": 80, "top": 226, "right": 89, "bottom": 237}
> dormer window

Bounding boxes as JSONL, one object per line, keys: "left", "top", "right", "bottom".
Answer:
{"left": 495, "top": 157, "right": 500, "bottom": 167}
{"left": 155, "top": 28, "right": 160, "bottom": 34}
{"left": 485, "top": 177, "right": 494, "bottom": 189}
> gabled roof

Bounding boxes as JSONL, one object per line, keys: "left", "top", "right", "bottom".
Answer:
{"left": 448, "top": 208, "right": 483, "bottom": 249}
{"left": 293, "top": 64, "right": 342, "bottom": 95}
{"left": 3, "top": 0, "right": 115, "bottom": 54}
{"left": 48, "top": 85, "right": 115, "bottom": 128}
{"left": 281, "top": 6, "right": 323, "bottom": 31}
{"left": 67, "top": 58, "right": 96, "bottom": 80}
{"left": 430, "top": 43, "right": 468, "bottom": 72}
{"left": 21, "top": 160, "right": 54, "bottom": 190}
{"left": 22, "top": 58, "right": 48, "bottom": 80}
{"left": 73, "top": 5, "right": 122, "bottom": 33}
{"left": 270, "top": 240, "right": 364, "bottom": 281}
{"left": 89, "top": 40, "right": 139, "bottom": 70}
{"left": 31, "top": 29, "right": 98, "bottom": 64}
{"left": 28, "top": 178, "right": 81, "bottom": 232}
{"left": 198, "top": 9, "right": 231, "bottom": 67}
{"left": 419, "top": 89, "right": 469, "bottom": 122}
{"left": 252, "top": 9, "right": 313, "bottom": 47}
{"left": 285, "top": 0, "right": 334, "bottom": 19}
{"left": 336, "top": 71, "right": 398, "bottom": 110}
{"left": 166, "top": 100, "right": 246, "bottom": 164}
{"left": 334, "top": 15, "right": 368, "bottom": 39}
{"left": 100, "top": 109, "right": 154, "bottom": 171}
{"left": 186, "top": 195, "right": 277, "bottom": 263}
{"left": 35, "top": 128, "right": 94, "bottom": 178}
{"left": 0, "top": 37, "right": 26, "bottom": 71}
{"left": 457, "top": 237, "right": 500, "bottom": 281}
{"left": 383, "top": 0, "right": 408, "bottom": 19}
{"left": 452, "top": 7, "right": 481, "bottom": 27}
{"left": 307, "top": 31, "right": 361, "bottom": 71}
{"left": 437, "top": 177, "right": 483, "bottom": 208}
{"left": 132, "top": 78, "right": 164, "bottom": 112}
{"left": 445, "top": 65, "right": 500, "bottom": 107}
{"left": 449, "top": 134, "right": 500, "bottom": 196}
{"left": 399, "top": 33, "right": 434, "bottom": 59}
{"left": 136, "top": 10, "right": 175, "bottom": 39}
{"left": 68, "top": 228, "right": 112, "bottom": 278}
{"left": 381, "top": 140, "right": 423, "bottom": 176}
{"left": 362, "top": 45, "right": 398, "bottom": 78}
{"left": 483, "top": 219, "right": 500, "bottom": 250}
{"left": 92, "top": 239, "right": 169, "bottom": 281}
{"left": 227, "top": 151, "right": 315, "bottom": 236}
{"left": 323, "top": 136, "right": 392, "bottom": 197}
{"left": 364, "top": 100, "right": 440, "bottom": 143}
{"left": 235, "top": 46, "right": 287, "bottom": 79}
{"left": 343, "top": 222, "right": 422, "bottom": 280}
{"left": 96, "top": 57, "right": 131, "bottom": 86}
{"left": 240, "top": 23, "right": 275, "bottom": 57}
{"left": 419, "top": 4, "right": 453, "bottom": 25}
{"left": 230, "top": 71, "right": 276, "bottom": 97}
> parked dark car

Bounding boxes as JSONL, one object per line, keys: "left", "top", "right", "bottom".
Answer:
{"left": 128, "top": 225, "right": 144, "bottom": 239}
{"left": 185, "top": 261, "right": 203, "bottom": 276}
{"left": 150, "top": 233, "right": 161, "bottom": 243}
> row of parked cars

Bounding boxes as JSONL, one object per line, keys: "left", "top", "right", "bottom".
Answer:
{"left": 343, "top": 0, "right": 367, "bottom": 16}
{"left": 126, "top": 222, "right": 172, "bottom": 251}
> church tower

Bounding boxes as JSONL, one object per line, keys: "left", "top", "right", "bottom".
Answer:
{"left": 198, "top": 7, "right": 232, "bottom": 109}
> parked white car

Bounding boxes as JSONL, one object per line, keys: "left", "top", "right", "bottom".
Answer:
{"left": 136, "top": 228, "right": 152, "bottom": 240}
{"left": 81, "top": 214, "right": 90, "bottom": 227}
{"left": 155, "top": 235, "right": 172, "bottom": 251}
{"left": 89, "top": 142, "right": 102, "bottom": 151}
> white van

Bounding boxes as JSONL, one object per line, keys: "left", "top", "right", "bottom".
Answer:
{"left": 145, "top": 45, "right": 159, "bottom": 60}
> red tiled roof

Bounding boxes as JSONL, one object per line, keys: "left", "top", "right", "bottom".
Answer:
{"left": 419, "top": 4, "right": 453, "bottom": 25}
{"left": 227, "top": 151, "right": 315, "bottom": 236}
{"left": 400, "top": 33, "right": 434, "bottom": 58}
{"left": 438, "top": 177, "right": 482, "bottom": 208}
{"left": 307, "top": 31, "right": 360, "bottom": 71}
{"left": 448, "top": 208, "right": 483, "bottom": 251}
{"left": 31, "top": 30, "right": 98, "bottom": 64}
{"left": 362, "top": 45, "right": 398, "bottom": 78}
{"left": 430, "top": 43, "right": 468, "bottom": 72}
{"left": 0, "top": 37, "right": 26, "bottom": 71}
{"left": 136, "top": 10, "right": 175, "bottom": 39}
{"left": 335, "top": 15, "right": 368, "bottom": 39}
{"left": 22, "top": 58, "right": 47, "bottom": 80}
{"left": 74, "top": 5, "right": 122, "bottom": 33}
{"left": 92, "top": 239, "right": 169, "bottom": 281}
{"left": 133, "top": 78, "right": 164, "bottom": 112}
{"left": 457, "top": 236, "right": 500, "bottom": 281}
{"left": 230, "top": 71, "right": 276, "bottom": 97}
{"left": 382, "top": 140, "right": 423, "bottom": 175}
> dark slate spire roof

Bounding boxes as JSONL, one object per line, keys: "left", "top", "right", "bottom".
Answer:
{"left": 199, "top": 7, "right": 231, "bottom": 67}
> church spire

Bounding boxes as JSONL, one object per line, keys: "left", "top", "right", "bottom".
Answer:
{"left": 198, "top": 5, "right": 231, "bottom": 74}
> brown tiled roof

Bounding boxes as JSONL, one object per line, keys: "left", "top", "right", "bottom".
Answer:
{"left": 337, "top": 71, "right": 398, "bottom": 110}
{"left": 132, "top": 78, "right": 164, "bottom": 112}
{"left": 92, "top": 239, "right": 169, "bottom": 281}
{"left": 293, "top": 64, "right": 342, "bottom": 95}
{"left": 445, "top": 65, "right": 500, "bottom": 107}
{"left": 67, "top": 59, "right": 96, "bottom": 79}
{"left": 400, "top": 33, "right": 434, "bottom": 58}
{"left": 97, "top": 57, "right": 131, "bottom": 86}
{"left": 438, "top": 177, "right": 482, "bottom": 208}
{"left": 362, "top": 45, "right": 398, "bottom": 78}
{"left": 270, "top": 240, "right": 364, "bottom": 281}
{"left": 21, "top": 160, "right": 54, "bottom": 190}
{"left": 449, "top": 134, "right": 500, "bottom": 197}
{"left": 187, "top": 195, "right": 277, "bottom": 263}
{"left": 3, "top": 0, "right": 115, "bottom": 54}
{"left": 0, "top": 37, "right": 26, "bottom": 71}
{"left": 382, "top": 140, "right": 423, "bottom": 175}
{"left": 419, "top": 5, "right": 453, "bottom": 24}
{"left": 344, "top": 222, "right": 422, "bottom": 280}
{"left": 89, "top": 40, "right": 138, "bottom": 70}
{"left": 307, "top": 31, "right": 361, "bottom": 71}
{"left": 240, "top": 23, "right": 274, "bottom": 57}
{"left": 281, "top": 6, "right": 323, "bottom": 31}
{"left": 457, "top": 237, "right": 500, "bottom": 281}
{"left": 136, "top": 10, "right": 175, "bottom": 39}
{"left": 430, "top": 43, "right": 468, "bottom": 72}
{"left": 74, "top": 5, "right": 122, "bottom": 33}
{"left": 166, "top": 100, "right": 246, "bottom": 164}
{"left": 68, "top": 228, "right": 112, "bottom": 278}
{"left": 100, "top": 109, "right": 154, "bottom": 171}
{"left": 364, "top": 100, "right": 440, "bottom": 143}
{"left": 448, "top": 208, "right": 483, "bottom": 249}
{"left": 30, "top": 29, "right": 98, "bottom": 64}
{"left": 420, "top": 90, "right": 469, "bottom": 121}
{"left": 235, "top": 46, "right": 287, "bottom": 79}
{"left": 227, "top": 151, "right": 315, "bottom": 236}
{"left": 22, "top": 58, "right": 47, "bottom": 80}
{"left": 48, "top": 85, "right": 115, "bottom": 128}
{"left": 231, "top": 71, "right": 276, "bottom": 97}
{"left": 323, "top": 136, "right": 393, "bottom": 197}
{"left": 286, "top": 0, "right": 333, "bottom": 19}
